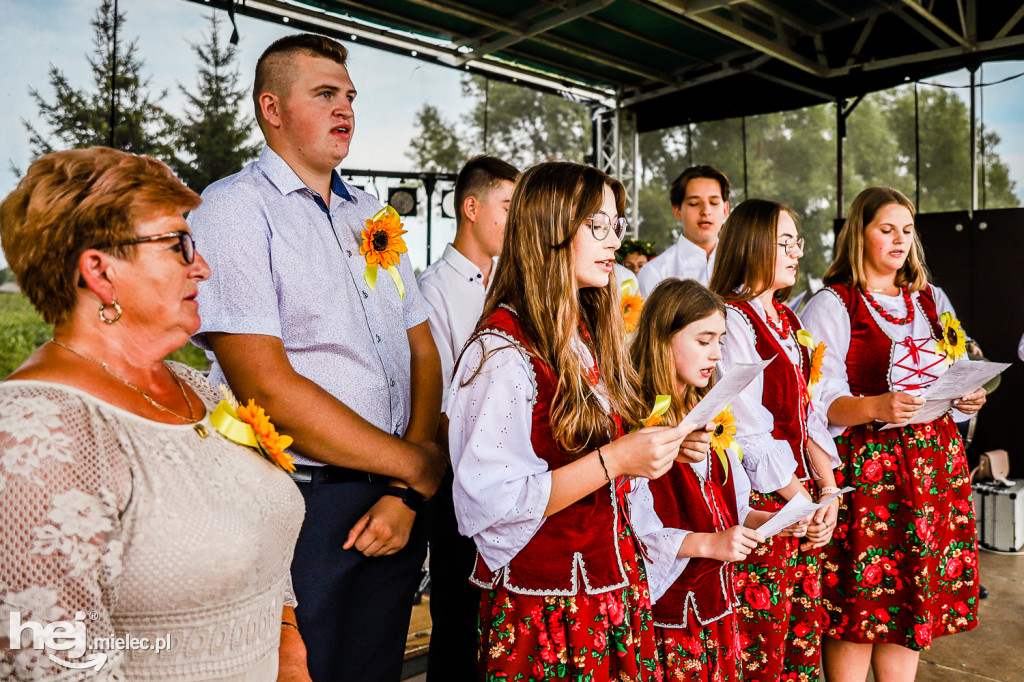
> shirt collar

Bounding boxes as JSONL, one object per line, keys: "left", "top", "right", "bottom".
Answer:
{"left": 441, "top": 243, "right": 485, "bottom": 283}
{"left": 256, "top": 145, "right": 353, "bottom": 203}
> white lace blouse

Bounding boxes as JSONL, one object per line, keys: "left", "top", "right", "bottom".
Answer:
{"left": 718, "top": 299, "right": 840, "bottom": 494}
{"left": 800, "top": 284, "right": 968, "bottom": 437}
{"left": 0, "top": 363, "right": 304, "bottom": 681}
{"left": 447, "top": 334, "right": 690, "bottom": 597}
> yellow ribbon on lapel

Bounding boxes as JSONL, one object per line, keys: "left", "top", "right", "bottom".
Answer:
{"left": 210, "top": 401, "right": 259, "bottom": 448}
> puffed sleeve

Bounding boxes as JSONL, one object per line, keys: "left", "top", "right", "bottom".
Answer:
{"left": 801, "top": 288, "right": 854, "bottom": 438}
{"left": 0, "top": 385, "right": 133, "bottom": 679}
{"left": 447, "top": 335, "right": 553, "bottom": 571}
{"left": 718, "top": 310, "right": 798, "bottom": 493}
{"left": 626, "top": 478, "right": 691, "bottom": 603}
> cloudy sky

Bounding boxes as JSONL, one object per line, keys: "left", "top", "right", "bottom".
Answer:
{"left": 3, "top": 0, "right": 1024, "bottom": 269}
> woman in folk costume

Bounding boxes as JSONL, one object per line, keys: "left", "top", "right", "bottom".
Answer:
{"left": 709, "top": 199, "right": 842, "bottom": 682}
{"left": 801, "top": 187, "right": 985, "bottom": 682}
{"left": 630, "top": 278, "right": 819, "bottom": 681}
{"left": 447, "top": 161, "right": 706, "bottom": 681}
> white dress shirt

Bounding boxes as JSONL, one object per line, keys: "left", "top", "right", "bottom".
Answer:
{"left": 718, "top": 299, "right": 840, "bottom": 493}
{"left": 800, "top": 284, "right": 968, "bottom": 436}
{"left": 638, "top": 237, "right": 716, "bottom": 296}
{"left": 418, "top": 243, "right": 495, "bottom": 412}
{"left": 448, "top": 332, "right": 687, "bottom": 585}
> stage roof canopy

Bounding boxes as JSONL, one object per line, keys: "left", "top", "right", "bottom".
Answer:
{"left": 192, "top": 0, "right": 1024, "bottom": 132}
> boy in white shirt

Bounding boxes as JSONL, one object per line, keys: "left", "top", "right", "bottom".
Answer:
{"left": 638, "top": 165, "right": 731, "bottom": 295}
{"left": 417, "top": 155, "right": 518, "bottom": 681}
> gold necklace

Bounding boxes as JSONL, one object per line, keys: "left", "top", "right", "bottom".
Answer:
{"left": 49, "top": 338, "right": 208, "bottom": 437}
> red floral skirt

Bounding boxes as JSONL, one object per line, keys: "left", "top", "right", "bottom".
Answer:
{"left": 822, "top": 415, "right": 979, "bottom": 650}
{"left": 654, "top": 613, "right": 740, "bottom": 682}
{"left": 735, "top": 488, "right": 824, "bottom": 682}
{"left": 476, "top": 524, "right": 661, "bottom": 681}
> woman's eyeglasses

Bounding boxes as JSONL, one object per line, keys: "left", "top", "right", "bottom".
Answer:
{"left": 586, "top": 213, "right": 628, "bottom": 241}
{"left": 95, "top": 231, "right": 196, "bottom": 264}
{"left": 776, "top": 237, "right": 805, "bottom": 255}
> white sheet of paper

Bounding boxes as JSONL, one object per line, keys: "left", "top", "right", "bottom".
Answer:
{"left": 880, "top": 359, "right": 1009, "bottom": 430}
{"left": 756, "top": 487, "right": 854, "bottom": 538}
{"left": 682, "top": 358, "right": 773, "bottom": 428}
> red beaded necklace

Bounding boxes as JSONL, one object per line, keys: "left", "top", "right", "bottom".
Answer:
{"left": 863, "top": 287, "right": 915, "bottom": 325}
{"left": 764, "top": 298, "right": 791, "bottom": 340}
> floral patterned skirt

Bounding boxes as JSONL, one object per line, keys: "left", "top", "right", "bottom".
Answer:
{"left": 822, "top": 415, "right": 979, "bottom": 650}
{"left": 476, "top": 525, "right": 661, "bottom": 681}
{"left": 735, "top": 488, "right": 824, "bottom": 682}
{"left": 654, "top": 613, "right": 740, "bottom": 682}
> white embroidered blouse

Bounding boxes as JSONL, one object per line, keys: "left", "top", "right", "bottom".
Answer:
{"left": 447, "top": 332, "right": 690, "bottom": 598}
{"left": 0, "top": 363, "right": 304, "bottom": 681}
{"left": 717, "top": 298, "right": 840, "bottom": 494}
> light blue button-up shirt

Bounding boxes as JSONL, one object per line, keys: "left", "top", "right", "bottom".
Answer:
{"left": 190, "top": 146, "right": 429, "bottom": 466}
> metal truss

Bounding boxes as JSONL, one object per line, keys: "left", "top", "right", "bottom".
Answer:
{"left": 595, "top": 106, "right": 640, "bottom": 239}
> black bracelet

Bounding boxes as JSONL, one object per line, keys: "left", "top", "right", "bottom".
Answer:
{"left": 281, "top": 621, "right": 299, "bottom": 632}
{"left": 597, "top": 446, "right": 611, "bottom": 482}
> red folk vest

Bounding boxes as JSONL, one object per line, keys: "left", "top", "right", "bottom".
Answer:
{"left": 463, "top": 306, "right": 631, "bottom": 596}
{"left": 727, "top": 300, "right": 813, "bottom": 481}
{"left": 649, "top": 456, "right": 739, "bottom": 628}
{"left": 823, "top": 284, "right": 942, "bottom": 396}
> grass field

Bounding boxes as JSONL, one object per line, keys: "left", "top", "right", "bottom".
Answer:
{"left": 0, "top": 293, "right": 210, "bottom": 377}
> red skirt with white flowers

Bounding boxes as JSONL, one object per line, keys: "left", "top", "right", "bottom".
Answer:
{"left": 476, "top": 523, "right": 661, "bottom": 681}
{"left": 654, "top": 613, "right": 740, "bottom": 682}
{"left": 821, "top": 414, "right": 980, "bottom": 650}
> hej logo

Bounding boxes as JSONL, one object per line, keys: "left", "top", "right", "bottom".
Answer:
{"left": 8, "top": 610, "right": 107, "bottom": 671}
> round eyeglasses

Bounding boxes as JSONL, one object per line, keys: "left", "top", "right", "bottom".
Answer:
{"left": 95, "top": 231, "right": 196, "bottom": 264}
{"left": 776, "top": 237, "right": 805, "bottom": 255}
{"left": 586, "top": 213, "right": 628, "bottom": 241}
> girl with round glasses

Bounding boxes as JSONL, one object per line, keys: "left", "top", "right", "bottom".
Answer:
{"left": 447, "top": 161, "right": 707, "bottom": 680}
{"left": 709, "top": 199, "right": 842, "bottom": 681}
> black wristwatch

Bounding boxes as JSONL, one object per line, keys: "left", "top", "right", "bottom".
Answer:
{"left": 383, "top": 486, "right": 424, "bottom": 512}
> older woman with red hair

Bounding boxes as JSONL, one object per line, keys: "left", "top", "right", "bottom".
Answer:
{"left": 0, "top": 147, "right": 308, "bottom": 681}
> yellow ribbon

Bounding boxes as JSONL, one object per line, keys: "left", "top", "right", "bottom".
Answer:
{"left": 620, "top": 279, "right": 638, "bottom": 298}
{"left": 796, "top": 329, "right": 815, "bottom": 349}
{"left": 210, "top": 401, "right": 259, "bottom": 449}
{"left": 633, "top": 395, "right": 671, "bottom": 431}
{"left": 362, "top": 206, "right": 406, "bottom": 300}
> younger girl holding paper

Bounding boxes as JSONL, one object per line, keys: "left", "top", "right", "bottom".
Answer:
{"left": 709, "top": 199, "right": 841, "bottom": 681}
{"left": 630, "top": 278, "right": 803, "bottom": 681}
{"left": 447, "top": 162, "right": 704, "bottom": 681}
{"left": 801, "top": 187, "right": 984, "bottom": 682}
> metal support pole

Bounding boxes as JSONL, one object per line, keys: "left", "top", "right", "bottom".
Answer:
{"left": 914, "top": 82, "right": 921, "bottom": 208}
{"left": 424, "top": 175, "right": 436, "bottom": 265}
{"left": 836, "top": 100, "right": 844, "bottom": 220}
{"left": 109, "top": 0, "right": 118, "bottom": 148}
{"left": 969, "top": 67, "right": 978, "bottom": 214}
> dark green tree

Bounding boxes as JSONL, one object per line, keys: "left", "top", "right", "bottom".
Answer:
{"left": 169, "top": 12, "right": 260, "bottom": 193}
{"left": 21, "top": 0, "right": 173, "bottom": 163}
{"left": 406, "top": 104, "right": 463, "bottom": 172}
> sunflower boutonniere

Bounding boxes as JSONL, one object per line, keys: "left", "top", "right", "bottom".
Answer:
{"left": 796, "top": 329, "right": 827, "bottom": 400}
{"left": 211, "top": 386, "right": 296, "bottom": 473}
{"left": 620, "top": 280, "right": 644, "bottom": 334}
{"left": 711, "top": 405, "right": 742, "bottom": 483}
{"left": 360, "top": 205, "right": 409, "bottom": 299}
{"left": 935, "top": 312, "right": 966, "bottom": 366}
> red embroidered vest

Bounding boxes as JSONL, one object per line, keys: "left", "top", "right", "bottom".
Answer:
{"left": 463, "top": 306, "right": 631, "bottom": 595}
{"left": 824, "top": 284, "right": 942, "bottom": 396}
{"left": 727, "top": 301, "right": 813, "bottom": 481}
{"left": 649, "top": 456, "right": 739, "bottom": 627}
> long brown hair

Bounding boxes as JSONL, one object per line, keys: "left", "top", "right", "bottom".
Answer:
{"left": 630, "top": 279, "right": 727, "bottom": 426}
{"left": 823, "top": 186, "right": 931, "bottom": 292}
{"left": 709, "top": 198, "right": 798, "bottom": 303}
{"left": 479, "top": 161, "right": 643, "bottom": 456}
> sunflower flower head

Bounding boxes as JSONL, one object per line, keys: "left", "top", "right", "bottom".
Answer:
{"left": 935, "top": 311, "right": 966, "bottom": 366}
{"left": 711, "top": 405, "right": 737, "bottom": 454}
{"left": 360, "top": 207, "right": 409, "bottom": 270}
{"left": 236, "top": 399, "right": 296, "bottom": 473}
{"left": 621, "top": 292, "right": 644, "bottom": 334}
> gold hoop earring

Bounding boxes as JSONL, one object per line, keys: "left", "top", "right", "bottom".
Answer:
{"left": 99, "top": 301, "right": 122, "bottom": 324}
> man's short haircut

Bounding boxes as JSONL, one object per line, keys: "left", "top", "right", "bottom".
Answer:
{"left": 253, "top": 33, "right": 349, "bottom": 128}
{"left": 454, "top": 155, "right": 520, "bottom": 222}
{"left": 669, "top": 165, "right": 730, "bottom": 207}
